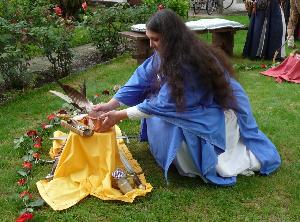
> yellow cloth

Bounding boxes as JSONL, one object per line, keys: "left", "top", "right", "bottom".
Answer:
{"left": 49, "top": 131, "right": 66, "bottom": 159}
{"left": 36, "top": 126, "right": 152, "bottom": 211}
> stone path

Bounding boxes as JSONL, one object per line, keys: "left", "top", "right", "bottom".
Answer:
{"left": 28, "top": 43, "right": 99, "bottom": 74}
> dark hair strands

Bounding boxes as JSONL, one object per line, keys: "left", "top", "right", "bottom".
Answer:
{"left": 146, "top": 9, "right": 237, "bottom": 111}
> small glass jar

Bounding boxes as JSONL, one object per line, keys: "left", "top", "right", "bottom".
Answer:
{"left": 117, "top": 177, "right": 133, "bottom": 194}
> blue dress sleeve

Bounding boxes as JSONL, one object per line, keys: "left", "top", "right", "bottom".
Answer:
{"left": 113, "top": 53, "right": 159, "bottom": 106}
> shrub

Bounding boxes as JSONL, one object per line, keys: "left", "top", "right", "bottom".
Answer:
{"left": 31, "top": 23, "right": 73, "bottom": 79}
{"left": 87, "top": 3, "right": 153, "bottom": 60}
{"left": 0, "top": 46, "right": 31, "bottom": 90}
{"left": 69, "top": 26, "right": 91, "bottom": 47}
{"left": 0, "top": 0, "right": 52, "bottom": 21}
{"left": 52, "top": 0, "right": 87, "bottom": 18}
{"left": 143, "top": 0, "right": 190, "bottom": 18}
{"left": 122, "top": 4, "right": 155, "bottom": 25}
{"left": 0, "top": 18, "right": 29, "bottom": 51}
{"left": 87, "top": 4, "right": 127, "bottom": 60}
{"left": 0, "top": 18, "right": 32, "bottom": 90}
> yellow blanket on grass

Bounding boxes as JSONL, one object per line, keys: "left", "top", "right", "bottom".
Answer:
{"left": 36, "top": 126, "right": 152, "bottom": 211}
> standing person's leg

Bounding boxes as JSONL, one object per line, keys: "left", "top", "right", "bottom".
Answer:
{"left": 287, "top": 0, "right": 300, "bottom": 47}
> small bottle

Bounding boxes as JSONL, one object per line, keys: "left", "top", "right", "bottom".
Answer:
{"left": 116, "top": 176, "right": 133, "bottom": 194}
{"left": 112, "top": 168, "right": 133, "bottom": 194}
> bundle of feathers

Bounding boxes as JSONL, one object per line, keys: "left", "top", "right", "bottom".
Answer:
{"left": 49, "top": 80, "right": 93, "bottom": 113}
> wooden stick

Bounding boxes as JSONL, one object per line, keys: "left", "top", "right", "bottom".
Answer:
{"left": 61, "top": 120, "right": 94, "bottom": 137}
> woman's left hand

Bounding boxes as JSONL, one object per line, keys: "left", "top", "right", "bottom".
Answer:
{"left": 99, "top": 110, "right": 128, "bottom": 132}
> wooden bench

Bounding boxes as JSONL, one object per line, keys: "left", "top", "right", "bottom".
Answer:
{"left": 120, "top": 26, "right": 247, "bottom": 65}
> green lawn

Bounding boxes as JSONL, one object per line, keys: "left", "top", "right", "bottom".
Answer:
{"left": 1, "top": 15, "right": 300, "bottom": 221}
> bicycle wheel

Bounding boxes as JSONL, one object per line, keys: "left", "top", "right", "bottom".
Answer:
{"left": 223, "top": 0, "right": 233, "bottom": 9}
{"left": 193, "top": 0, "right": 201, "bottom": 14}
{"left": 206, "top": 0, "right": 216, "bottom": 15}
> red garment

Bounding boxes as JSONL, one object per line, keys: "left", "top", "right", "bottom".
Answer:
{"left": 261, "top": 54, "right": 300, "bottom": 83}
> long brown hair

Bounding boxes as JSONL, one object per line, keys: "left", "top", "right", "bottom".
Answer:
{"left": 146, "top": 9, "right": 236, "bottom": 111}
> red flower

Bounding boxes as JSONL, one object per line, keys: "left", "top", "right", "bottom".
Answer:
{"left": 26, "top": 130, "right": 37, "bottom": 137}
{"left": 16, "top": 212, "right": 33, "bottom": 222}
{"left": 41, "top": 123, "right": 47, "bottom": 129}
{"left": 17, "top": 178, "right": 26, "bottom": 186}
{"left": 53, "top": 6, "right": 63, "bottom": 16}
{"left": 95, "top": 93, "right": 100, "bottom": 97}
{"left": 260, "top": 64, "right": 266, "bottom": 69}
{"left": 47, "top": 113, "right": 56, "bottom": 120}
{"left": 82, "top": 2, "right": 88, "bottom": 11}
{"left": 34, "top": 137, "right": 42, "bottom": 143}
{"left": 32, "top": 152, "right": 40, "bottom": 160}
{"left": 158, "top": 4, "right": 165, "bottom": 11}
{"left": 41, "top": 123, "right": 52, "bottom": 129}
{"left": 33, "top": 137, "right": 42, "bottom": 148}
{"left": 19, "top": 190, "right": 32, "bottom": 199}
{"left": 22, "top": 161, "right": 32, "bottom": 169}
{"left": 34, "top": 143, "right": 42, "bottom": 149}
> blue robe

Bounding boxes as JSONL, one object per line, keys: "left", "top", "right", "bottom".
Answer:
{"left": 114, "top": 53, "right": 281, "bottom": 186}
{"left": 243, "top": 0, "right": 286, "bottom": 60}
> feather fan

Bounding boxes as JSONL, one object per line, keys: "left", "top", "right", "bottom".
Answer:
{"left": 49, "top": 90, "right": 73, "bottom": 104}
{"left": 50, "top": 81, "right": 93, "bottom": 113}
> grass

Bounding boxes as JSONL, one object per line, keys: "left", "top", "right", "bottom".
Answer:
{"left": 1, "top": 15, "right": 300, "bottom": 221}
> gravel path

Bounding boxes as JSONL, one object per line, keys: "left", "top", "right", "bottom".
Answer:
{"left": 28, "top": 43, "right": 100, "bottom": 74}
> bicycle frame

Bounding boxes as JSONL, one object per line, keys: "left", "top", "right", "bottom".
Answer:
{"left": 191, "top": 0, "right": 234, "bottom": 15}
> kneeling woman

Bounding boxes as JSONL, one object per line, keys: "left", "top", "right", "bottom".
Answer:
{"left": 93, "top": 9, "right": 281, "bottom": 186}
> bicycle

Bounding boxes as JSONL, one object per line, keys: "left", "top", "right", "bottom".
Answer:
{"left": 206, "top": 0, "right": 234, "bottom": 15}
{"left": 191, "top": 0, "right": 207, "bottom": 14}
{"left": 223, "top": 0, "right": 234, "bottom": 10}
{"left": 206, "top": 0, "right": 218, "bottom": 15}
{"left": 191, "top": 0, "right": 234, "bottom": 15}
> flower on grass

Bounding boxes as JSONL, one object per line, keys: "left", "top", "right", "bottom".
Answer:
{"left": 32, "top": 152, "right": 40, "bottom": 160}
{"left": 16, "top": 212, "right": 33, "bottom": 222}
{"left": 26, "top": 130, "right": 37, "bottom": 137}
{"left": 19, "top": 190, "right": 32, "bottom": 199}
{"left": 53, "top": 6, "right": 63, "bottom": 16}
{"left": 17, "top": 178, "right": 26, "bottom": 186}
{"left": 35, "top": 137, "right": 42, "bottom": 143}
{"left": 82, "top": 2, "right": 88, "bottom": 11}
{"left": 47, "top": 113, "right": 56, "bottom": 121}
{"left": 34, "top": 136, "right": 42, "bottom": 142}
{"left": 33, "top": 137, "right": 42, "bottom": 148}
{"left": 260, "top": 64, "right": 266, "bottom": 69}
{"left": 33, "top": 143, "right": 41, "bottom": 149}
{"left": 22, "top": 161, "right": 32, "bottom": 170}
{"left": 41, "top": 123, "right": 52, "bottom": 129}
